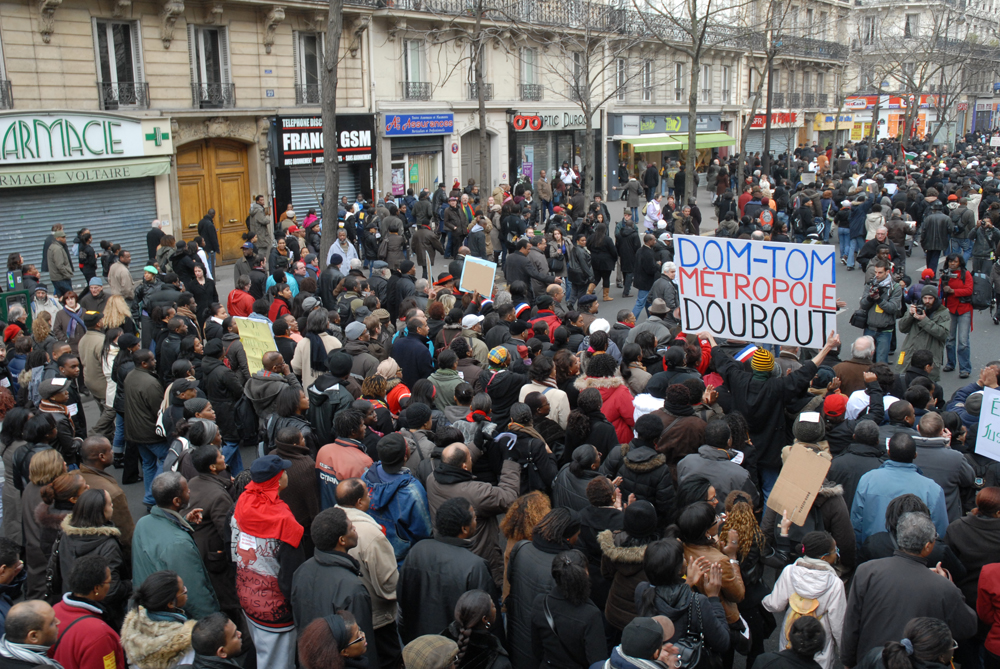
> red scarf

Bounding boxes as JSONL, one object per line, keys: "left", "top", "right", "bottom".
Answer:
{"left": 234, "top": 473, "right": 304, "bottom": 547}
{"left": 467, "top": 409, "right": 490, "bottom": 421}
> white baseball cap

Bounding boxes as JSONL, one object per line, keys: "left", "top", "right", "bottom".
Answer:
{"left": 461, "top": 314, "right": 485, "bottom": 329}
{"left": 589, "top": 318, "right": 610, "bottom": 333}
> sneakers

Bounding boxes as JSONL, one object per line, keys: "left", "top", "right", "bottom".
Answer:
{"left": 942, "top": 366, "right": 955, "bottom": 372}
{"left": 840, "top": 256, "right": 847, "bottom": 265}
{"left": 960, "top": 371, "right": 970, "bottom": 379}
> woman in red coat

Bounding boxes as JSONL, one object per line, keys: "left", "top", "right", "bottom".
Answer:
{"left": 574, "top": 352, "right": 634, "bottom": 444}
{"left": 267, "top": 282, "right": 293, "bottom": 323}
{"left": 939, "top": 254, "right": 974, "bottom": 378}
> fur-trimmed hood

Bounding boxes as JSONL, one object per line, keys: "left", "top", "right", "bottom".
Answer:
{"left": 574, "top": 374, "right": 627, "bottom": 392}
{"left": 816, "top": 480, "right": 844, "bottom": 500}
{"left": 619, "top": 441, "right": 667, "bottom": 473}
{"left": 598, "top": 529, "right": 648, "bottom": 565}
{"left": 60, "top": 515, "right": 121, "bottom": 537}
{"left": 121, "top": 607, "right": 196, "bottom": 669}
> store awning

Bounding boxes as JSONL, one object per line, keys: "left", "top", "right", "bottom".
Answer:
{"left": 668, "top": 131, "right": 737, "bottom": 150}
{"left": 0, "top": 156, "right": 171, "bottom": 189}
{"left": 622, "top": 135, "right": 683, "bottom": 152}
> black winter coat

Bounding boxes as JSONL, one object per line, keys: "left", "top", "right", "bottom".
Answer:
{"left": 51, "top": 520, "right": 130, "bottom": 613}
{"left": 530, "top": 590, "right": 608, "bottom": 669}
{"left": 601, "top": 440, "right": 675, "bottom": 522}
{"left": 442, "top": 622, "right": 511, "bottom": 669}
{"left": 828, "top": 442, "right": 885, "bottom": 508}
{"left": 398, "top": 536, "right": 497, "bottom": 643}
{"left": 564, "top": 410, "right": 619, "bottom": 464}
{"left": 587, "top": 235, "right": 618, "bottom": 274}
{"left": 633, "top": 245, "right": 658, "bottom": 291}
{"left": 752, "top": 650, "right": 823, "bottom": 669}
{"left": 616, "top": 222, "right": 642, "bottom": 274}
{"left": 598, "top": 530, "right": 648, "bottom": 631}
{"left": 475, "top": 368, "right": 529, "bottom": 428}
{"left": 511, "top": 432, "right": 558, "bottom": 496}
{"left": 551, "top": 466, "right": 601, "bottom": 511}
{"left": 507, "top": 537, "right": 570, "bottom": 669}
{"left": 634, "top": 583, "right": 730, "bottom": 654}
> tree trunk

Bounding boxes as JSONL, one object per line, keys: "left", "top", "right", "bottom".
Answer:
{"left": 320, "top": 2, "right": 343, "bottom": 269}
{"left": 738, "top": 59, "right": 767, "bottom": 191}
{"left": 584, "top": 105, "right": 594, "bottom": 202}
{"left": 686, "top": 56, "right": 700, "bottom": 201}
{"left": 474, "top": 6, "right": 489, "bottom": 195}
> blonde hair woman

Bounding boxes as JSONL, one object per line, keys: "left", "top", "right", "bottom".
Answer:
{"left": 31, "top": 311, "right": 56, "bottom": 352}
{"left": 102, "top": 294, "right": 137, "bottom": 335}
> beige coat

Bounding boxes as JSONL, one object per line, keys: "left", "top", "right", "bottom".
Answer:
{"left": 339, "top": 505, "right": 400, "bottom": 629}
{"left": 108, "top": 261, "right": 135, "bottom": 299}
{"left": 291, "top": 333, "right": 342, "bottom": 389}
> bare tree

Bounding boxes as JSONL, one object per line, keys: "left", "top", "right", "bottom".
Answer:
{"left": 320, "top": 0, "right": 343, "bottom": 269}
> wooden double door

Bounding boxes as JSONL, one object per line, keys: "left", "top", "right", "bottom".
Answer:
{"left": 177, "top": 139, "right": 250, "bottom": 262}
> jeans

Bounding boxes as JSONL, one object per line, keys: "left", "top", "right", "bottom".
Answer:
{"left": 445, "top": 231, "right": 455, "bottom": 258}
{"left": 222, "top": 440, "right": 244, "bottom": 476}
{"left": 632, "top": 289, "right": 651, "bottom": 318}
{"left": 946, "top": 310, "right": 972, "bottom": 374}
{"left": 949, "top": 237, "right": 974, "bottom": 262}
{"left": 564, "top": 281, "right": 573, "bottom": 307}
{"left": 113, "top": 414, "right": 125, "bottom": 454}
{"left": 136, "top": 441, "right": 168, "bottom": 506}
{"left": 847, "top": 236, "right": 865, "bottom": 268}
{"left": 52, "top": 279, "right": 72, "bottom": 296}
{"left": 760, "top": 467, "right": 781, "bottom": 506}
{"left": 206, "top": 250, "right": 216, "bottom": 276}
{"left": 926, "top": 250, "right": 942, "bottom": 276}
{"left": 838, "top": 228, "right": 851, "bottom": 257}
{"left": 864, "top": 328, "right": 894, "bottom": 363}
{"left": 630, "top": 207, "right": 640, "bottom": 223}
{"left": 541, "top": 200, "right": 553, "bottom": 221}
{"left": 622, "top": 272, "right": 634, "bottom": 296}
{"left": 661, "top": 180, "right": 669, "bottom": 196}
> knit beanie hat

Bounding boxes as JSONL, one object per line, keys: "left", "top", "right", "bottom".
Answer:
{"left": 793, "top": 411, "right": 826, "bottom": 443}
{"left": 751, "top": 348, "right": 774, "bottom": 372}
{"left": 405, "top": 402, "right": 433, "bottom": 429}
{"left": 622, "top": 500, "right": 658, "bottom": 539}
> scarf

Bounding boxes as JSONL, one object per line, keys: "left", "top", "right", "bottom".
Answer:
{"left": 664, "top": 400, "right": 695, "bottom": 417}
{"left": 461, "top": 204, "right": 475, "bottom": 222}
{"left": 234, "top": 473, "right": 304, "bottom": 547}
{"left": 306, "top": 332, "right": 328, "bottom": 372}
{"left": 62, "top": 305, "right": 85, "bottom": 338}
{"left": 0, "top": 637, "right": 63, "bottom": 668}
{"left": 177, "top": 307, "right": 202, "bottom": 338}
{"left": 509, "top": 421, "right": 549, "bottom": 450}
{"left": 39, "top": 400, "right": 70, "bottom": 417}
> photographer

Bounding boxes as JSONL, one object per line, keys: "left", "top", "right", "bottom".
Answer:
{"left": 939, "top": 254, "right": 974, "bottom": 379}
{"left": 896, "top": 285, "right": 950, "bottom": 379}
{"left": 859, "top": 258, "right": 903, "bottom": 363}
{"left": 948, "top": 196, "right": 976, "bottom": 262}
{"left": 971, "top": 214, "right": 1000, "bottom": 275}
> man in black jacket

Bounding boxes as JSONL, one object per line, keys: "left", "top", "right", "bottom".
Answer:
{"left": 632, "top": 234, "right": 659, "bottom": 318}
{"left": 197, "top": 209, "right": 221, "bottom": 276}
{"left": 123, "top": 350, "right": 166, "bottom": 501}
{"left": 643, "top": 163, "right": 660, "bottom": 201}
{"left": 291, "top": 507, "right": 377, "bottom": 667}
{"left": 828, "top": 419, "right": 885, "bottom": 506}
{"left": 504, "top": 240, "right": 560, "bottom": 303}
{"left": 202, "top": 340, "right": 244, "bottom": 472}
{"left": 397, "top": 497, "right": 496, "bottom": 644}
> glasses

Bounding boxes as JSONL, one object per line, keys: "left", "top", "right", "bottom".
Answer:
{"left": 345, "top": 631, "right": 366, "bottom": 648}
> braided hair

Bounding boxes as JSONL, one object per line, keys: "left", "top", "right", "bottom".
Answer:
{"left": 452, "top": 590, "right": 493, "bottom": 668}
{"left": 719, "top": 491, "right": 766, "bottom": 560}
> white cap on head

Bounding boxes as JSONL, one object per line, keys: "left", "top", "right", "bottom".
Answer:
{"left": 462, "top": 314, "right": 484, "bottom": 329}
{"left": 589, "top": 318, "right": 610, "bottom": 333}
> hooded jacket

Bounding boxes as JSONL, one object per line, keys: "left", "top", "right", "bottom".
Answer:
{"left": 339, "top": 505, "right": 399, "bottom": 630}
{"left": 551, "top": 465, "right": 601, "bottom": 511}
{"left": 762, "top": 480, "right": 857, "bottom": 572}
{"left": 52, "top": 517, "right": 130, "bottom": 611}
{"left": 601, "top": 440, "right": 674, "bottom": 522}
{"left": 912, "top": 435, "right": 975, "bottom": 522}
{"left": 599, "top": 530, "right": 649, "bottom": 630}
{"left": 633, "top": 582, "right": 729, "bottom": 653}
{"left": 677, "top": 445, "right": 760, "bottom": 507}
{"left": 574, "top": 374, "right": 635, "bottom": 444}
{"left": 201, "top": 357, "right": 242, "bottom": 443}
{"left": 896, "top": 299, "right": 949, "bottom": 377}
{"left": 763, "top": 558, "right": 847, "bottom": 669}
{"left": 120, "top": 608, "right": 195, "bottom": 669}
{"left": 362, "top": 464, "right": 433, "bottom": 563}
{"left": 850, "top": 460, "right": 949, "bottom": 543}
{"left": 827, "top": 442, "right": 885, "bottom": 507}
{"left": 243, "top": 369, "right": 301, "bottom": 423}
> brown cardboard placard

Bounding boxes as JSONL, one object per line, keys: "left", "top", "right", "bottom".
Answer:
{"left": 459, "top": 256, "right": 497, "bottom": 296}
{"left": 765, "top": 444, "right": 832, "bottom": 527}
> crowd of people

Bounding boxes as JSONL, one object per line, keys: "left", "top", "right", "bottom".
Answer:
{"left": 0, "top": 136, "right": 998, "bottom": 669}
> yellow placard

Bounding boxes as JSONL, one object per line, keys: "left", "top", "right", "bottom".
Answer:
{"left": 234, "top": 317, "right": 278, "bottom": 375}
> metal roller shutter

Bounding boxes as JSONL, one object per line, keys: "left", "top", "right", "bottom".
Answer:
{"left": 0, "top": 178, "right": 157, "bottom": 289}
{"left": 744, "top": 130, "right": 764, "bottom": 155}
{"left": 288, "top": 164, "right": 356, "bottom": 215}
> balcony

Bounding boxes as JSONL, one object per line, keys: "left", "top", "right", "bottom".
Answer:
{"left": 191, "top": 82, "right": 235, "bottom": 109}
{"left": 701, "top": 88, "right": 712, "bottom": 103}
{"left": 520, "top": 83, "right": 543, "bottom": 101}
{"left": 817, "top": 93, "right": 828, "bottom": 107}
{"left": 296, "top": 84, "right": 321, "bottom": 105}
{"left": 788, "top": 92, "right": 801, "bottom": 106}
{"left": 673, "top": 88, "right": 685, "bottom": 102}
{"left": 404, "top": 81, "right": 432, "bottom": 100}
{"left": 772, "top": 92, "right": 785, "bottom": 107}
{"left": 97, "top": 81, "right": 149, "bottom": 110}
{"left": 0, "top": 80, "right": 11, "bottom": 110}
{"left": 568, "top": 86, "right": 584, "bottom": 102}
{"left": 803, "top": 93, "right": 816, "bottom": 107}
{"left": 468, "top": 82, "right": 493, "bottom": 101}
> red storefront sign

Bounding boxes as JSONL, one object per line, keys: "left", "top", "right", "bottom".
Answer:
{"left": 750, "top": 112, "right": 799, "bottom": 129}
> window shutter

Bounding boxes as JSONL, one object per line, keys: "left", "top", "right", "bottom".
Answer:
{"left": 187, "top": 23, "right": 198, "bottom": 85}
{"left": 131, "top": 21, "right": 145, "bottom": 82}
{"left": 292, "top": 31, "right": 300, "bottom": 88}
{"left": 219, "top": 26, "right": 232, "bottom": 84}
{"left": 91, "top": 19, "right": 103, "bottom": 83}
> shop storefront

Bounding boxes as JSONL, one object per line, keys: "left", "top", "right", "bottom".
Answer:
{"left": 974, "top": 100, "right": 994, "bottom": 133}
{"left": 0, "top": 111, "right": 173, "bottom": 285}
{"left": 812, "top": 112, "right": 854, "bottom": 149}
{"left": 380, "top": 112, "right": 454, "bottom": 197}
{"left": 843, "top": 95, "right": 945, "bottom": 141}
{"left": 272, "top": 114, "right": 376, "bottom": 217}
{"left": 744, "top": 112, "right": 802, "bottom": 155}
{"left": 509, "top": 109, "right": 601, "bottom": 193}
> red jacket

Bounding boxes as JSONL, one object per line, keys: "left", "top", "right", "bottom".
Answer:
{"left": 738, "top": 191, "right": 753, "bottom": 216}
{"left": 530, "top": 310, "right": 562, "bottom": 343}
{"left": 979, "top": 562, "right": 1000, "bottom": 655}
{"left": 575, "top": 375, "right": 635, "bottom": 445}
{"left": 268, "top": 296, "right": 292, "bottom": 323}
{"left": 940, "top": 268, "right": 974, "bottom": 316}
{"left": 228, "top": 288, "right": 255, "bottom": 318}
{"left": 50, "top": 597, "right": 126, "bottom": 669}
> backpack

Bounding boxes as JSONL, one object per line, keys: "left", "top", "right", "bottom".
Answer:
{"left": 233, "top": 394, "right": 260, "bottom": 449}
{"left": 337, "top": 293, "right": 356, "bottom": 325}
{"left": 971, "top": 273, "right": 994, "bottom": 311}
{"left": 783, "top": 593, "right": 822, "bottom": 648}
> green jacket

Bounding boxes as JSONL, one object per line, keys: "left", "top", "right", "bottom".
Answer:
{"left": 895, "top": 303, "right": 950, "bottom": 381}
{"left": 428, "top": 368, "right": 464, "bottom": 412}
{"left": 132, "top": 506, "right": 219, "bottom": 620}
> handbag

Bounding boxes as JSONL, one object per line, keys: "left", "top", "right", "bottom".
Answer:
{"left": 673, "top": 594, "right": 707, "bottom": 669}
{"left": 849, "top": 308, "right": 869, "bottom": 330}
{"left": 549, "top": 256, "right": 565, "bottom": 272}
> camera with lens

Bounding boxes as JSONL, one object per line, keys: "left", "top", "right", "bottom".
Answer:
{"left": 867, "top": 283, "right": 883, "bottom": 301}
{"left": 914, "top": 306, "right": 924, "bottom": 315}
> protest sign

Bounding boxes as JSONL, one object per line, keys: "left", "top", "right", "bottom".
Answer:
{"left": 460, "top": 256, "right": 497, "bottom": 296}
{"left": 976, "top": 387, "right": 1000, "bottom": 463}
{"left": 766, "top": 442, "right": 832, "bottom": 526}
{"left": 234, "top": 317, "right": 277, "bottom": 375}
{"left": 675, "top": 234, "right": 838, "bottom": 349}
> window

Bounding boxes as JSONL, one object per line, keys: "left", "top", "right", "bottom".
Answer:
{"left": 803, "top": 71, "right": 811, "bottom": 94}
{"left": 787, "top": 69, "right": 796, "bottom": 93}
{"left": 188, "top": 25, "right": 232, "bottom": 108}
{"left": 294, "top": 31, "right": 322, "bottom": 104}
{"left": 522, "top": 47, "right": 537, "bottom": 85}
{"left": 790, "top": 6, "right": 798, "bottom": 33}
{"left": 642, "top": 60, "right": 652, "bottom": 102}
{"left": 806, "top": 8, "right": 813, "bottom": 30}
{"left": 674, "top": 62, "right": 684, "bottom": 101}
{"left": 904, "top": 14, "right": 919, "bottom": 38}
{"left": 403, "top": 40, "right": 430, "bottom": 99}
{"left": 819, "top": 12, "right": 828, "bottom": 40}
{"left": 816, "top": 72, "right": 825, "bottom": 94}
{"left": 93, "top": 20, "right": 145, "bottom": 109}
{"left": 573, "top": 52, "right": 583, "bottom": 89}
{"left": 863, "top": 16, "right": 876, "bottom": 45}
{"left": 616, "top": 58, "right": 626, "bottom": 101}
{"left": 722, "top": 65, "right": 731, "bottom": 103}
{"left": 901, "top": 61, "right": 916, "bottom": 85}
{"left": 701, "top": 64, "right": 711, "bottom": 102}
{"left": 860, "top": 64, "right": 875, "bottom": 90}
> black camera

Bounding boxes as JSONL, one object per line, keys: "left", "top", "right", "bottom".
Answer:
{"left": 914, "top": 306, "right": 924, "bottom": 315}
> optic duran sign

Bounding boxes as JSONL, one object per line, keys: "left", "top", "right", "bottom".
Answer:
{"left": 675, "top": 235, "right": 838, "bottom": 349}
{"left": 0, "top": 113, "right": 173, "bottom": 165}
{"left": 276, "top": 115, "right": 375, "bottom": 167}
